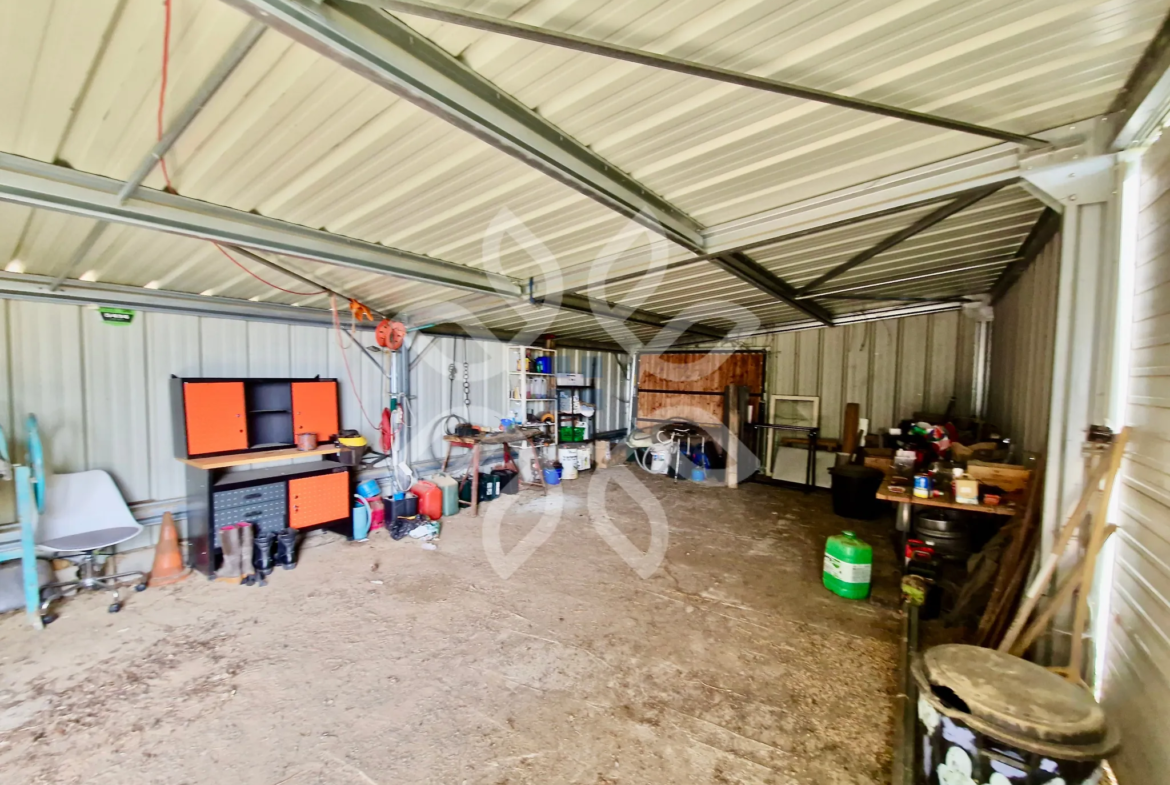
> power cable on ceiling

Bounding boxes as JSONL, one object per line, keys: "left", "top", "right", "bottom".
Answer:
{"left": 213, "top": 243, "right": 326, "bottom": 297}
{"left": 157, "top": 0, "right": 175, "bottom": 190}
{"left": 153, "top": 2, "right": 363, "bottom": 308}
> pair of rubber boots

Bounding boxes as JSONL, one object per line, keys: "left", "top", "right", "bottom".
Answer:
{"left": 253, "top": 529, "right": 298, "bottom": 581}
{"left": 217, "top": 527, "right": 297, "bottom": 585}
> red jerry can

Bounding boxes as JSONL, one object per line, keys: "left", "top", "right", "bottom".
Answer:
{"left": 410, "top": 481, "right": 444, "bottom": 521}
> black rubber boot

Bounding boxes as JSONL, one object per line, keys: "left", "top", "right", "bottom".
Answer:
{"left": 253, "top": 530, "right": 276, "bottom": 579}
{"left": 276, "top": 529, "right": 299, "bottom": 570}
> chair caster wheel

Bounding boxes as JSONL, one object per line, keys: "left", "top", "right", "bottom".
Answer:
{"left": 134, "top": 583, "right": 147, "bottom": 592}
{"left": 108, "top": 603, "right": 122, "bottom": 613}
{"left": 41, "top": 613, "right": 57, "bottom": 625}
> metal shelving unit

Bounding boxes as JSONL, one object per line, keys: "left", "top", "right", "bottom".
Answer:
{"left": 506, "top": 345, "right": 557, "bottom": 448}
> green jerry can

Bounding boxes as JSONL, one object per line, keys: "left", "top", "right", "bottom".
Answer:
{"left": 823, "top": 530, "right": 873, "bottom": 600}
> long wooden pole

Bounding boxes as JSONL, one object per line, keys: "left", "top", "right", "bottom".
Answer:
{"left": 998, "top": 447, "right": 1115, "bottom": 653}
{"left": 1010, "top": 525, "right": 1117, "bottom": 657}
{"left": 1068, "top": 428, "right": 1129, "bottom": 679}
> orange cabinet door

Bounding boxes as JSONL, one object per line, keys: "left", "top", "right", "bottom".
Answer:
{"left": 292, "top": 381, "right": 339, "bottom": 442}
{"left": 288, "top": 472, "right": 350, "bottom": 529}
{"left": 184, "top": 382, "right": 248, "bottom": 455}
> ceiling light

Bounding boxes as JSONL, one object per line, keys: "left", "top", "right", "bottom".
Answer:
{"left": 4, "top": 260, "right": 25, "bottom": 273}
{"left": 143, "top": 281, "right": 160, "bottom": 290}
{"left": 79, "top": 270, "right": 99, "bottom": 282}
{"left": 200, "top": 289, "right": 216, "bottom": 296}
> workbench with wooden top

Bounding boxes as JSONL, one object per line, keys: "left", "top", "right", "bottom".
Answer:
{"left": 441, "top": 427, "right": 548, "bottom": 516}
{"left": 876, "top": 462, "right": 1030, "bottom": 532}
{"left": 171, "top": 375, "right": 354, "bottom": 576}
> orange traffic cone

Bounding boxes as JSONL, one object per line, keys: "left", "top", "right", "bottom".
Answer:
{"left": 149, "top": 511, "right": 190, "bottom": 587}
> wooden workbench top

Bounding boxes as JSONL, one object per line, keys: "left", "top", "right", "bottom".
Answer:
{"left": 875, "top": 475, "right": 1018, "bottom": 516}
{"left": 180, "top": 445, "right": 342, "bottom": 470}
{"left": 443, "top": 428, "right": 545, "bottom": 445}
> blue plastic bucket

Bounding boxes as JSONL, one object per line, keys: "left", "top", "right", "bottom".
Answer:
{"left": 356, "top": 479, "right": 380, "bottom": 499}
{"left": 543, "top": 468, "right": 561, "bottom": 485}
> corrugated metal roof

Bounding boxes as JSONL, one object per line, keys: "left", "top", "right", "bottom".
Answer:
{"left": 399, "top": 0, "right": 1164, "bottom": 223}
{"left": 0, "top": 0, "right": 1163, "bottom": 342}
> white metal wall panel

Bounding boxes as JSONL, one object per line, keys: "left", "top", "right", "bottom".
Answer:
{"left": 986, "top": 236, "right": 1061, "bottom": 454}
{"left": 8, "top": 301, "right": 87, "bottom": 474}
{"left": 0, "top": 299, "right": 12, "bottom": 522}
{"left": 81, "top": 306, "right": 151, "bottom": 502}
{"left": 706, "top": 310, "right": 976, "bottom": 439}
{"left": 145, "top": 312, "right": 202, "bottom": 503}
{"left": 1103, "top": 131, "right": 1170, "bottom": 784}
{"left": 0, "top": 301, "right": 629, "bottom": 531}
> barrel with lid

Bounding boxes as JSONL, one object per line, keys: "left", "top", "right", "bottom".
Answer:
{"left": 823, "top": 530, "right": 873, "bottom": 600}
{"left": 914, "top": 644, "right": 1118, "bottom": 784}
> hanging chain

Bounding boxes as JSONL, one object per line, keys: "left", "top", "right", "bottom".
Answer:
{"left": 462, "top": 361, "right": 471, "bottom": 408}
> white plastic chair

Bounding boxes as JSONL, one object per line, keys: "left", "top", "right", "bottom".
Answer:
{"left": 38, "top": 470, "right": 147, "bottom": 613}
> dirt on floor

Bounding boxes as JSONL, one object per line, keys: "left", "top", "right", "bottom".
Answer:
{"left": 0, "top": 470, "right": 903, "bottom": 785}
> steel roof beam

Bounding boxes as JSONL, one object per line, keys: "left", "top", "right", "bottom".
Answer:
{"left": 0, "top": 271, "right": 355, "bottom": 328}
{"left": 1108, "top": 10, "right": 1170, "bottom": 149}
{"left": 0, "top": 152, "right": 524, "bottom": 297}
{"left": 711, "top": 252, "right": 834, "bottom": 326}
{"left": 421, "top": 321, "right": 624, "bottom": 353}
{"left": 533, "top": 292, "right": 727, "bottom": 340}
{"left": 47, "top": 20, "right": 268, "bottom": 292}
{"left": 797, "top": 182, "right": 1009, "bottom": 294}
{"left": 373, "top": 0, "right": 1047, "bottom": 148}
{"left": 226, "top": 0, "right": 707, "bottom": 252}
{"left": 803, "top": 259, "right": 1016, "bottom": 299}
{"left": 989, "top": 208, "right": 1061, "bottom": 304}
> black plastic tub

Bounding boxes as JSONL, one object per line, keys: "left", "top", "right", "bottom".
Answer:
{"left": 829, "top": 464, "right": 886, "bottom": 519}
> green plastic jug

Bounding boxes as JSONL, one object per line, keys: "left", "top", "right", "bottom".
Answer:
{"left": 823, "top": 530, "right": 873, "bottom": 600}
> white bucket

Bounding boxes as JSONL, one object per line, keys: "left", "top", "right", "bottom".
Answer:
{"left": 649, "top": 442, "right": 675, "bottom": 474}
{"left": 561, "top": 463, "right": 579, "bottom": 480}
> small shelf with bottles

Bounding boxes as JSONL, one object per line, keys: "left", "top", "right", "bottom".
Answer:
{"left": 506, "top": 345, "right": 559, "bottom": 446}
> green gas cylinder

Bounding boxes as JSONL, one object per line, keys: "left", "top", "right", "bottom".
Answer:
{"left": 823, "top": 530, "right": 873, "bottom": 600}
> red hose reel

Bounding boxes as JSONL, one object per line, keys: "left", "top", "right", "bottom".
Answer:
{"left": 375, "top": 319, "right": 406, "bottom": 351}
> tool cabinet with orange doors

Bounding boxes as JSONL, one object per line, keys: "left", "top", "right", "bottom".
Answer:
{"left": 171, "top": 376, "right": 354, "bottom": 576}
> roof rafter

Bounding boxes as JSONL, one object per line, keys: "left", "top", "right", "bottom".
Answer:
{"left": 374, "top": 0, "right": 1047, "bottom": 148}
{"left": 225, "top": 0, "right": 707, "bottom": 251}
{"left": 227, "top": 0, "right": 826, "bottom": 330}
{"left": 989, "top": 208, "right": 1061, "bottom": 303}
{"left": 797, "top": 182, "right": 1010, "bottom": 294}
{"left": 0, "top": 152, "right": 524, "bottom": 297}
{"left": 533, "top": 292, "right": 728, "bottom": 340}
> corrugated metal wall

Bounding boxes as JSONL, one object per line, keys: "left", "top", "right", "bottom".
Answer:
{"left": 1102, "top": 131, "right": 1170, "bottom": 783}
{"left": 986, "top": 236, "right": 1061, "bottom": 455}
{"left": 0, "top": 299, "right": 629, "bottom": 532}
{"left": 709, "top": 310, "right": 979, "bottom": 439}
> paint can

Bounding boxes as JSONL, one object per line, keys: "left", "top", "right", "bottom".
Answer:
{"left": 296, "top": 432, "right": 318, "bottom": 451}
{"left": 913, "top": 473, "right": 932, "bottom": 498}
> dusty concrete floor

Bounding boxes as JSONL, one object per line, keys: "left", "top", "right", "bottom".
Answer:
{"left": 0, "top": 470, "right": 902, "bottom": 785}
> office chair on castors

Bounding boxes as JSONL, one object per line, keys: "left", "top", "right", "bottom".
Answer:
{"left": 39, "top": 470, "right": 147, "bottom": 614}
